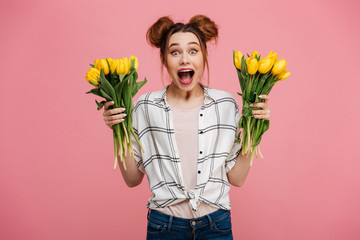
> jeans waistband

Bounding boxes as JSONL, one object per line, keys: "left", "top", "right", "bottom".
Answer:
{"left": 147, "top": 208, "right": 230, "bottom": 229}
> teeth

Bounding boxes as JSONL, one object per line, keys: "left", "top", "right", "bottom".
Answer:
{"left": 179, "top": 70, "right": 193, "bottom": 73}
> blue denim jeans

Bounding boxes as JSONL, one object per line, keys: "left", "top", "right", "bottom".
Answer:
{"left": 146, "top": 208, "right": 233, "bottom": 240}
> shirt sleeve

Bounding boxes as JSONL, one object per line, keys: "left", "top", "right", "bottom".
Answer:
{"left": 130, "top": 101, "right": 145, "bottom": 174}
{"left": 225, "top": 99, "right": 242, "bottom": 173}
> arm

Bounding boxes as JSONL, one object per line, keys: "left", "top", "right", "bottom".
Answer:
{"left": 227, "top": 152, "right": 252, "bottom": 187}
{"left": 227, "top": 94, "right": 271, "bottom": 187}
{"left": 117, "top": 151, "right": 144, "bottom": 188}
{"left": 103, "top": 101, "right": 144, "bottom": 188}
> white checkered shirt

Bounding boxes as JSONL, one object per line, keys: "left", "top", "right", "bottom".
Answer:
{"left": 131, "top": 84, "right": 242, "bottom": 211}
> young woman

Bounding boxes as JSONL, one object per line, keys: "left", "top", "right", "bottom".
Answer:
{"left": 102, "top": 15, "right": 271, "bottom": 240}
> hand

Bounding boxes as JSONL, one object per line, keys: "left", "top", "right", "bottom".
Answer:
{"left": 103, "top": 101, "right": 127, "bottom": 129}
{"left": 250, "top": 95, "right": 271, "bottom": 120}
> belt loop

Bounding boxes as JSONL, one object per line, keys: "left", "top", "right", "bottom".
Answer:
{"left": 206, "top": 213, "right": 214, "bottom": 229}
{"left": 147, "top": 209, "right": 150, "bottom": 220}
{"left": 168, "top": 215, "right": 173, "bottom": 231}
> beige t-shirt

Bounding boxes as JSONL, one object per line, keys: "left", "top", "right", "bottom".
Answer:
{"left": 156, "top": 102, "right": 219, "bottom": 218}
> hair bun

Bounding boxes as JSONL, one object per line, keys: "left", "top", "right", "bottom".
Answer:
{"left": 189, "top": 15, "right": 218, "bottom": 43}
{"left": 146, "top": 16, "right": 174, "bottom": 48}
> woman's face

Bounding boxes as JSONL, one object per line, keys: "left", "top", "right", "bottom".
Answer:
{"left": 166, "top": 32, "right": 204, "bottom": 92}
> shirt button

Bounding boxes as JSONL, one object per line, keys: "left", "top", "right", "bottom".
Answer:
{"left": 200, "top": 131, "right": 203, "bottom": 134}
{"left": 198, "top": 170, "right": 201, "bottom": 174}
{"left": 199, "top": 151, "right": 203, "bottom": 154}
{"left": 200, "top": 113, "right": 203, "bottom": 117}
{"left": 192, "top": 221, "right": 196, "bottom": 226}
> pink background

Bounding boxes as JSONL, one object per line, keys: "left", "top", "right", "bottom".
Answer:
{"left": 1, "top": 0, "right": 360, "bottom": 239}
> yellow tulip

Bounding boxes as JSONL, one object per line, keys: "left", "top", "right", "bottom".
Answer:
{"left": 246, "top": 57, "right": 258, "bottom": 75}
{"left": 122, "top": 57, "right": 130, "bottom": 74}
{"left": 267, "top": 51, "right": 278, "bottom": 63}
{"left": 94, "top": 59, "right": 99, "bottom": 67}
{"left": 252, "top": 51, "right": 260, "bottom": 58}
{"left": 234, "top": 51, "right": 243, "bottom": 69}
{"left": 271, "top": 59, "right": 287, "bottom": 75}
{"left": 109, "top": 58, "right": 121, "bottom": 74}
{"left": 129, "top": 55, "right": 139, "bottom": 70}
{"left": 94, "top": 59, "right": 110, "bottom": 75}
{"left": 258, "top": 57, "right": 274, "bottom": 74}
{"left": 277, "top": 69, "right": 291, "bottom": 81}
{"left": 117, "top": 59, "right": 125, "bottom": 74}
{"left": 85, "top": 68, "right": 100, "bottom": 88}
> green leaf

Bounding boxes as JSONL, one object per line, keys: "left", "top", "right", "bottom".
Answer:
{"left": 252, "top": 119, "right": 270, "bottom": 147}
{"left": 133, "top": 71, "right": 138, "bottom": 81}
{"left": 245, "top": 74, "right": 253, "bottom": 100}
{"left": 109, "top": 70, "right": 116, "bottom": 86}
{"left": 262, "top": 119, "right": 270, "bottom": 133}
{"left": 100, "top": 70, "right": 117, "bottom": 104}
{"left": 233, "top": 50, "right": 236, "bottom": 67}
{"left": 252, "top": 136, "right": 262, "bottom": 147}
{"left": 132, "top": 78, "right": 147, "bottom": 97}
{"left": 86, "top": 88, "right": 103, "bottom": 97}
{"left": 255, "top": 72, "right": 270, "bottom": 94}
{"left": 236, "top": 68, "right": 244, "bottom": 92}
{"left": 250, "top": 73, "right": 260, "bottom": 102}
{"left": 237, "top": 92, "right": 242, "bottom": 96}
{"left": 89, "top": 80, "right": 99, "bottom": 86}
{"left": 126, "top": 77, "right": 133, "bottom": 126}
{"left": 260, "top": 75, "right": 272, "bottom": 94}
{"left": 95, "top": 99, "right": 106, "bottom": 110}
{"left": 100, "top": 89, "right": 112, "bottom": 101}
{"left": 130, "top": 58, "right": 137, "bottom": 71}
{"left": 114, "top": 80, "right": 123, "bottom": 94}
{"left": 241, "top": 56, "right": 246, "bottom": 73}
{"left": 241, "top": 106, "right": 253, "bottom": 118}
{"left": 119, "top": 74, "right": 125, "bottom": 82}
{"left": 117, "top": 75, "right": 130, "bottom": 105}
{"left": 238, "top": 116, "right": 244, "bottom": 128}
{"left": 90, "top": 64, "right": 94, "bottom": 68}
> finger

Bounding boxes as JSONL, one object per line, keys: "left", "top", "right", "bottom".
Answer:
{"left": 252, "top": 110, "right": 267, "bottom": 115}
{"left": 103, "top": 106, "right": 126, "bottom": 117}
{"left": 253, "top": 114, "right": 270, "bottom": 120}
{"left": 251, "top": 102, "right": 268, "bottom": 109}
{"left": 104, "top": 101, "right": 114, "bottom": 111}
{"left": 259, "top": 94, "right": 270, "bottom": 104}
{"left": 104, "top": 113, "right": 127, "bottom": 121}
{"left": 253, "top": 108, "right": 271, "bottom": 119}
{"left": 106, "top": 118, "right": 125, "bottom": 128}
{"left": 106, "top": 107, "right": 126, "bottom": 116}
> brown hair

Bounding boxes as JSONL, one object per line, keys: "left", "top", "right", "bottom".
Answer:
{"left": 146, "top": 15, "right": 219, "bottom": 85}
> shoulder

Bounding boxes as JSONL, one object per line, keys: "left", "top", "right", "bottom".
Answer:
{"left": 133, "top": 88, "right": 166, "bottom": 111}
{"left": 207, "top": 87, "right": 238, "bottom": 106}
{"left": 134, "top": 90, "right": 160, "bottom": 103}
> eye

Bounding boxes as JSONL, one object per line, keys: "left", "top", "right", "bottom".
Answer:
{"left": 170, "top": 50, "right": 180, "bottom": 56}
{"left": 190, "top": 49, "right": 198, "bottom": 54}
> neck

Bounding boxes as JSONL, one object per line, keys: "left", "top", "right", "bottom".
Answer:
{"left": 167, "top": 83, "right": 204, "bottom": 101}
{"left": 166, "top": 83, "right": 205, "bottom": 109}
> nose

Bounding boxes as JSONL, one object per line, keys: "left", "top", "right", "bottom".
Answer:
{"left": 180, "top": 53, "right": 190, "bottom": 65}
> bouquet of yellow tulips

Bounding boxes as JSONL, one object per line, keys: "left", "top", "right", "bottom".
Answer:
{"left": 233, "top": 50, "right": 290, "bottom": 166}
{"left": 85, "top": 56, "right": 147, "bottom": 170}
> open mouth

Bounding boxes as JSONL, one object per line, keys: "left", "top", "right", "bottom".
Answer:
{"left": 177, "top": 69, "right": 195, "bottom": 85}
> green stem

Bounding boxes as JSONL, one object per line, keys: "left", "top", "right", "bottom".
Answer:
{"left": 131, "top": 128, "right": 144, "bottom": 153}
{"left": 113, "top": 131, "right": 118, "bottom": 170}
{"left": 247, "top": 116, "right": 251, "bottom": 154}
{"left": 249, "top": 149, "right": 256, "bottom": 167}
{"left": 246, "top": 75, "right": 252, "bottom": 100}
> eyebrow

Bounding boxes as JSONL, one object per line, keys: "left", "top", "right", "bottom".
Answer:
{"left": 169, "top": 42, "right": 200, "bottom": 48}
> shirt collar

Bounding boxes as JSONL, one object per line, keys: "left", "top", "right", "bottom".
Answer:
{"left": 153, "top": 84, "right": 216, "bottom": 104}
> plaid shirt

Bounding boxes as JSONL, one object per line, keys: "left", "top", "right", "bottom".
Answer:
{"left": 131, "top": 84, "right": 242, "bottom": 211}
